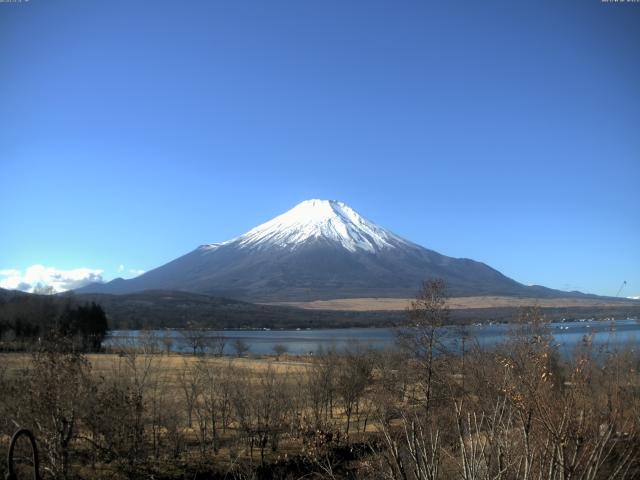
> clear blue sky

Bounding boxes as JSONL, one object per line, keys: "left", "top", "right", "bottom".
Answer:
{"left": 1, "top": 0, "right": 638, "bottom": 297}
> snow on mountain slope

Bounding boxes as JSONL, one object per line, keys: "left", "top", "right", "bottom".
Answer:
{"left": 198, "top": 242, "right": 222, "bottom": 251}
{"left": 230, "top": 199, "right": 410, "bottom": 253}
{"left": 76, "top": 198, "right": 585, "bottom": 301}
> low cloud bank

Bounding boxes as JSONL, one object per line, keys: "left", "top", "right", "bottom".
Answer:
{"left": 0, "top": 265, "right": 104, "bottom": 293}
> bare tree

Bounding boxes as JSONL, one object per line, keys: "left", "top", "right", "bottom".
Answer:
{"left": 233, "top": 338, "right": 250, "bottom": 357}
{"left": 177, "top": 360, "right": 201, "bottom": 428}
{"left": 204, "top": 331, "right": 226, "bottom": 356}
{"left": 180, "top": 328, "right": 207, "bottom": 355}
{"left": 139, "top": 329, "right": 160, "bottom": 354}
{"left": 336, "top": 344, "right": 373, "bottom": 435}
{"left": 194, "top": 359, "right": 225, "bottom": 453}
{"left": 85, "top": 335, "right": 158, "bottom": 476}
{"left": 273, "top": 343, "right": 288, "bottom": 360}
{"left": 231, "top": 366, "right": 292, "bottom": 463}
{"left": 161, "top": 332, "right": 174, "bottom": 355}
{"left": 26, "top": 337, "right": 90, "bottom": 480}
{"left": 399, "top": 278, "right": 450, "bottom": 415}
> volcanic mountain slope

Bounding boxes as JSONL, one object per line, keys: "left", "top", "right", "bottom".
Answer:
{"left": 76, "top": 199, "right": 587, "bottom": 301}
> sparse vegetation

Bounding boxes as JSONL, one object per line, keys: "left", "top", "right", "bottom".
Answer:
{"left": 1, "top": 282, "right": 639, "bottom": 479}
{"left": 233, "top": 338, "right": 250, "bottom": 357}
{"left": 273, "top": 343, "right": 288, "bottom": 360}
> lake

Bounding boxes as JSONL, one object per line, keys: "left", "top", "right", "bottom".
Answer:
{"left": 105, "top": 318, "right": 640, "bottom": 357}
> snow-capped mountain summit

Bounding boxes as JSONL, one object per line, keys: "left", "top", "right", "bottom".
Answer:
{"left": 76, "top": 199, "right": 563, "bottom": 301}
{"left": 232, "top": 199, "right": 409, "bottom": 253}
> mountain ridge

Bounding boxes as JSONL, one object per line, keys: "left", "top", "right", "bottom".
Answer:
{"left": 75, "top": 199, "right": 598, "bottom": 301}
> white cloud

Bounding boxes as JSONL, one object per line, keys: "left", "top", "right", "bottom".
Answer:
{"left": 117, "top": 264, "right": 145, "bottom": 278}
{"left": 628, "top": 295, "right": 640, "bottom": 300}
{"left": 0, "top": 269, "right": 21, "bottom": 276}
{"left": 0, "top": 265, "right": 104, "bottom": 294}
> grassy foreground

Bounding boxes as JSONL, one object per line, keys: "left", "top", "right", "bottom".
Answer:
{"left": 1, "top": 309, "right": 640, "bottom": 479}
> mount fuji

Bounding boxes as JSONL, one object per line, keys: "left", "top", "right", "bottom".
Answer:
{"left": 76, "top": 199, "right": 576, "bottom": 301}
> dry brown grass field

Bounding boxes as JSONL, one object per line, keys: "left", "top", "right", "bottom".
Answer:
{"left": 267, "top": 295, "right": 639, "bottom": 311}
{"left": 0, "top": 350, "right": 380, "bottom": 478}
{"left": 1, "top": 351, "right": 313, "bottom": 377}
{"left": 2, "top": 303, "right": 639, "bottom": 479}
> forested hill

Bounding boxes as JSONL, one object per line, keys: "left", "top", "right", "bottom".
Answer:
{"left": 72, "top": 290, "right": 400, "bottom": 329}
{"left": 0, "top": 288, "right": 108, "bottom": 350}
{"left": 2, "top": 288, "right": 639, "bottom": 331}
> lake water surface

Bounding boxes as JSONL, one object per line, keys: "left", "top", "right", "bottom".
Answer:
{"left": 106, "top": 318, "right": 640, "bottom": 357}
